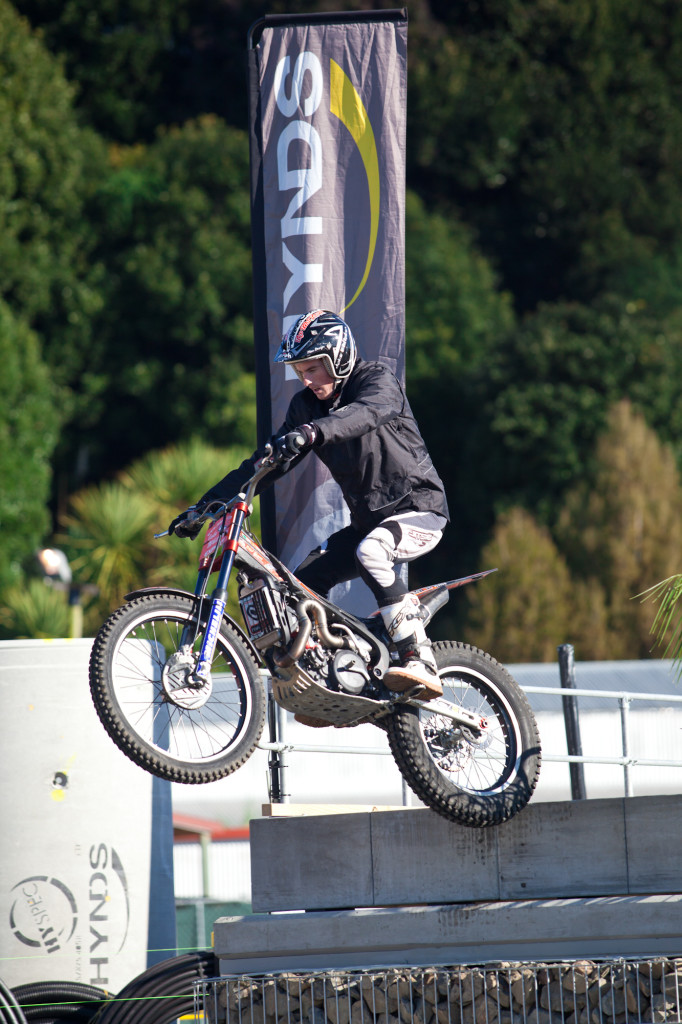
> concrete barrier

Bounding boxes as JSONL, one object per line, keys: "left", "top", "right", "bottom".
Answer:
{"left": 249, "top": 794, "right": 682, "bottom": 912}
{"left": 213, "top": 795, "right": 682, "bottom": 973}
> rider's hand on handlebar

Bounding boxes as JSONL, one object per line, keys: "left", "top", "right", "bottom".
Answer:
{"left": 168, "top": 501, "right": 208, "bottom": 539}
{"left": 272, "top": 423, "right": 317, "bottom": 463}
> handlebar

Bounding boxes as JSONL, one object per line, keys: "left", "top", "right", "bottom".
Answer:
{"left": 155, "top": 443, "right": 284, "bottom": 540}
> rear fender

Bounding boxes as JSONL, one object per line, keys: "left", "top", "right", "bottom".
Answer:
{"left": 123, "top": 586, "right": 262, "bottom": 665}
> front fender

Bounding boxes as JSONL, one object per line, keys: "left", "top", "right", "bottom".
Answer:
{"left": 123, "top": 586, "right": 262, "bottom": 666}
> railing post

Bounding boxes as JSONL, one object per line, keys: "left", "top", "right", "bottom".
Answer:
{"left": 558, "top": 643, "right": 587, "bottom": 800}
{"left": 267, "top": 691, "right": 284, "bottom": 803}
{"left": 277, "top": 703, "right": 290, "bottom": 803}
{"left": 619, "top": 696, "right": 633, "bottom": 797}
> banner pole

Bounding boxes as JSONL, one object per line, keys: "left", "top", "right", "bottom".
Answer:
{"left": 246, "top": 33, "right": 277, "bottom": 554}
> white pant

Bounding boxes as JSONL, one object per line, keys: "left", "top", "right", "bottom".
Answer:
{"left": 355, "top": 511, "right": 446, "bottom": 595}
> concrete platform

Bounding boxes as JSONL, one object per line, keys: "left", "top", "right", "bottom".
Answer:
{"left": 249, "top": 793, "right": 682, "bottom": 913}
{"left": 213, "top": 794, "right": 682, "bottom": 974}
{"left": 214, "top": 894, "right": 682, "bottom": 973}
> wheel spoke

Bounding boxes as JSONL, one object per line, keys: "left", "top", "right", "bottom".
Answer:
{"left": 90, "top": 594, "right": 265, "bottom": 781}
{"left": 419, "top": 667, "right": 519, "bottom": 796}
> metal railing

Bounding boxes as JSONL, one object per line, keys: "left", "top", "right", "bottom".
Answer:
{"left": 257, "top": 680, "right": 682, "bottom": 803}
{"left": 522, "top": 683, "right": 682, "bottom": 797}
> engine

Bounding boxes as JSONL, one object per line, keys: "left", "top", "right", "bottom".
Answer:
{"left": 238, "top": 576, "right": 373, "bottom": 695}
{"left": 298, "top": 642, "right": 372, "bottom": 695}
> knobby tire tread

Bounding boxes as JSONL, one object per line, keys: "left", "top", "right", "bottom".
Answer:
{"left": 89, "top": 591, "right": 265, "bottom": 784}
{"left": 386, "top": 640, "right": 541, "bottom": 827}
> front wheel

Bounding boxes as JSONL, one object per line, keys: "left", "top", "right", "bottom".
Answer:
{"left": 89, "top": 592, "right": 266, "bottom": 783}
{"left": 385, "top": 641, "right": 541, "bottom": 827}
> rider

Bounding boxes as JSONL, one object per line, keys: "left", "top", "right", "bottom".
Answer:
{"left": 170, "top": 310, "right": 450, "bottom": 699}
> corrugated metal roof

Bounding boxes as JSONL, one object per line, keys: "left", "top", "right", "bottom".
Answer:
{"left": 512, "top": 658, "right": 682, "bottom": 712}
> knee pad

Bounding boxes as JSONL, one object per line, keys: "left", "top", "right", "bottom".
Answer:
{"left": 355, "top": 530, "right": 396, "bottom": 590}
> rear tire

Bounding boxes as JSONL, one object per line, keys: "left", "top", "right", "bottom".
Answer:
{"left": 385, "top": 641, "right": 541, "bottom": 826}
{"left": 89, "top": 591, "right": 265, "bottom": 783}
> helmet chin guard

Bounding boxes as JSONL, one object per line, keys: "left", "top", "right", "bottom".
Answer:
{"left": 275, "top": 311, "right": 357, "bottom": 381}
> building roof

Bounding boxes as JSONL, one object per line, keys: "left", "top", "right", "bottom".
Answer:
{"left": 512, "top": 658, "right": 682, "bottom": 712}
{"left": 173, "top": 812, "right": 250, "bottom": 842}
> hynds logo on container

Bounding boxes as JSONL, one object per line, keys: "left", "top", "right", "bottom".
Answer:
{"left": 8, "top": 845, "right": 132, "bottom": 987}
{"left": 87, "top": 843, "right": 132, "bottom": 987}
{"left": 9, "top": 875, "right": 78, "bottom": 954}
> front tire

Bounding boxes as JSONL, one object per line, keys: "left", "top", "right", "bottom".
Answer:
{"left": 385, "top": 641, "right": 541, "bottom": 827}
{"left": 89, "top": 592, "right": 266, "bottom": 783}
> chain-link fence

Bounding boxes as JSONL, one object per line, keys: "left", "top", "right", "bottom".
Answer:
{"left": 194, "top": 959, "right": 682, "bottom": 1024}
{"left": 176, "top": 899, "right": 251, "bottom": 951}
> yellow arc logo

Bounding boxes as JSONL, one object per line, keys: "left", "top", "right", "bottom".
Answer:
{"left": 329, "top": 59, "right": 380, "bottom": 313}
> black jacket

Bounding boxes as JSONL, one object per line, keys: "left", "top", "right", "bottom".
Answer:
{"left": 203, "top": 358, "right": 449, "bottom": 535}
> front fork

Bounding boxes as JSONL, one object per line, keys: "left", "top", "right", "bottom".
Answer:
{"left": 181, "top": 501, "right": 249, "bottom": 684}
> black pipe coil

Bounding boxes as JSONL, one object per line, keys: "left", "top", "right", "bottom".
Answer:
{"left": 11, "top": 982, "right": 109, "bottom": 1023}
{"left": 0, "top": 978, "right": 28, "bottom": 1024}
{"left": 93, "top": 952, "right": 216, "bottom": 1024}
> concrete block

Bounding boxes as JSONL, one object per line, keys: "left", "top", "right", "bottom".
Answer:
{"left": 249, "top": 812, "right": 374, "bottom": 913}
{"left": 249, "top": 795, "right": 682, "bottom": 913}
{"left": 496, "top": 797, "right": 628, "bottom": 897}
{"left": 624, "top": 793, "right": 682, "bottom": 892}
{"left": 214, "top": 893, "right": 682, "bottom": 974}
{"left": 369, "top": 809, "right": 499, "bottom": 905}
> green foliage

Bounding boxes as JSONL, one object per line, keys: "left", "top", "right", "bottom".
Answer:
{"left": 466, "top": 507, "right": 579, "bottom": 663}
{"left": 407, "top": 0, "right": 682, "bottom": 309}
{"left": 50, "top": 439, "right": 257, "bottom": 629}
{"left": 8, "top": 0, "right": 682, "bottom": 660}
{"left": 403, "top": 190, "right": 516, "bottom": 592}
{"left": 460, "top": 297, "right": 682, "bottom": 534}
{"left": 639, "top": 575, "right": 682, "bottom": 677}
{"left": 59, "top": 482, "right": 157, "bottom": 615}
{"left": 0, "top": 579, "right": 71, "bottom": 639}
{"left": 75, "top": 116, "right": 254, "bottom": 480}
{"left": 405, "top": 190, "right": 514, "bottom": 382}
{"left": 555, "top": 399, "right": 682, "bottom": 659}
{"left": 13, "top": 0, "right": 193, "bottom": 141}
{"left": 0, "top": 301, "right": 60, "bottom": 591}
{"left": 0, "top": 0, "right": 106, "bottom": 374}
{"left": 464, "top": 398, "right": 682, "bottom": 662}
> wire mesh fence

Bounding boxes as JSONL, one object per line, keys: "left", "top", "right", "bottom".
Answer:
{"left": 194, "top": 959, "right": 682, "bottom": 1024}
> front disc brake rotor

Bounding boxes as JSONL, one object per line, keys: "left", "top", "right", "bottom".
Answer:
{"left": 162, "top": 650, "right": 212, "bottom": 710}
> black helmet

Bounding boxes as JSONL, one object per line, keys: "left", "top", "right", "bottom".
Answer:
{"left": 275, "top": 310, "right": 357, "bottom": 382}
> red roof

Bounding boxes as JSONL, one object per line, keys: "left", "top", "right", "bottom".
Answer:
{"left": 173, "top": 813, "right": 250, "bottom": 842}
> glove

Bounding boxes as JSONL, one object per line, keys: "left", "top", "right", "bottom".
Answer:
{"left": 168, "top": 502, "right": 207, "bottom": 540}
{"left": 272, "top": 423, "right": 317, "bottom": 463}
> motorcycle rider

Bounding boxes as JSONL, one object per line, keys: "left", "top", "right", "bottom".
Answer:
{"left": 169, "top": 310, "right": 449, "bottom": 700}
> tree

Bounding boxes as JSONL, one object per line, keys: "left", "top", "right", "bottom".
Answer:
{"left": 459, "top": 296, "right": 682, "bottom": 542}
{"left": 14, "top": 0, "right": 193, "bottom": 141}
{"left": 407, "top": 0, "right": 682, "bottom": 310}
{"left": 463, "top": 506, "right": 609, "bottom": 663}
{"left": 556, "top": 399, "right": 682, "bottom": 659}
{"left": 0, "top": 0, "right": 106, "bottom": 365}
{"left": 49, "top": 439, "right": 255, "bottom": 632}
{"left": 0, "top": 301, "right": 60, "bottom": 591}
{"left": 403, "top": 190, "right": 515, "bottom": 596}
{"left": 70, "top": 115, "right": 255, "bottom": 484}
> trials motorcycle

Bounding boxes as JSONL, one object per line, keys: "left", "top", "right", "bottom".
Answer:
{"left": 89, "top": 442, "right": 541, "bottom": 827}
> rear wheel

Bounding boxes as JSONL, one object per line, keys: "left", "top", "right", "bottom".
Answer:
{"left": 386, "top": 641, "right": 541, "bottom": 826}
{"left": 89, "top": 591, "right": 265, "bottom": 783}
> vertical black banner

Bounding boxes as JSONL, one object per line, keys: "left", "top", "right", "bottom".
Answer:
{"left": 248, "top": 10, "right": 408, "bottom": 592}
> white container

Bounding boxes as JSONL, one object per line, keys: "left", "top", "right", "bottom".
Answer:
{"left": 0, "top": 638, "right": 172, "bottom": 993}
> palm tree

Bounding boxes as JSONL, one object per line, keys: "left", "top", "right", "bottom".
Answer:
{"left": 640, "top": 575, "right": 682, "bottom": 677}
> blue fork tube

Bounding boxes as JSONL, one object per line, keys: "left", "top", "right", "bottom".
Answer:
{"left": 194, "top": 503, "right": 248, "bottom": 680}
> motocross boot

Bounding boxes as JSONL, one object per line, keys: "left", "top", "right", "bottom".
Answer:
{"left": 380, "top": 594, "right": 443, "bottom": 700}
